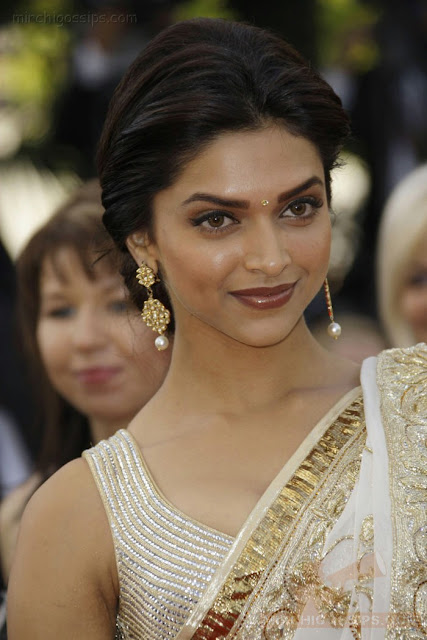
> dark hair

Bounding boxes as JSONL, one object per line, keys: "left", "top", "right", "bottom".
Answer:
{"left": 98, "top": 18, "right": 350, "bottom": 315}
{"left": 16, "top": 180, "right": 119, "bottom": 478}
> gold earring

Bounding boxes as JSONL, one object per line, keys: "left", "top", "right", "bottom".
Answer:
{"left": 136, "top": 263, "right": 171, "bottom": 350}
{"left": 324, "top": 278, "right": 341, "bottom": 339}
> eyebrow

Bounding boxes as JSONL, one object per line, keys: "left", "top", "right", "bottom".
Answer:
{"left": 40, "top": 292, "right": 68, "bottom": 300}
{"left": 100, "top": 282, "right": 126, "bottom": 294}
{"left": 181, "top": 176, "right": 324, "bottom": 209}
{"left": 41, "top": 279, "right": 123, "bottom": 297}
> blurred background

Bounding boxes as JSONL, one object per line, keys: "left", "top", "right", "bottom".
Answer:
{"left": 0, "top": 0, "right": 426, "bottom": 454}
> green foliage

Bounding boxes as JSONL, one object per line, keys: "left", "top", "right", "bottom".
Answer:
{"left": 316, "top": 0, "right": 382, "bottom": 71}
{"left": 173, "top": 0, "right": 237, "bottom": 21}
{"left": 2, "top": 0, "right": 72, "bottom": 144}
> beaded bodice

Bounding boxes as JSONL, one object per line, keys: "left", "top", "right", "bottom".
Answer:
{"left": 83, "top": 430, "right": 233, "bottom": 640}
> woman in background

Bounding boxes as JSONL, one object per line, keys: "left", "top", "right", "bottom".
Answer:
{"left": 0, "top": 180, "right": 171, "bottom": 584}
{"left": 377, "top": 163, "right": 427, "bottom": 346}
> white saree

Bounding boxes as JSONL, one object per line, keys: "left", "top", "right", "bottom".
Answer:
{"left": 174, "top": 344, "right": 427, "bottom": 640}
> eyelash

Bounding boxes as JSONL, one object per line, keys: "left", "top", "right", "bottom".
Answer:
{"left": 409, "top": 271, "right": 427, "bottom": 287}
{"left": 109, "top": 300, "right": 129, "bottom": 313}
{"left": 43, "top": 299, "right": 128, "bottom": 318}
{"left": 191, "top": 196, "right": 323, "bottom": 234}
{"left": 46, "top": 306, "right": 74, "bottom": 319}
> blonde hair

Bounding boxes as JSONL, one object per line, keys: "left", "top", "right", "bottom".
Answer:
{"left": 377, "top": 164, "right": 427, "bottom": 347}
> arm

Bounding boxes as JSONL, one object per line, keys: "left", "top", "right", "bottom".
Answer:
{"left": 0, "top": 473, "right": 42, "bottom": 583}
{"left": 7, "top": 459, "right": 118, "bottom": 639}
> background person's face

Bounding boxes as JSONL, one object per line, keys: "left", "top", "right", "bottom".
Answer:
{"left": 400, "top": 232, "right": 427, "bottom": 344}
{"left": 37, "top": 248, "right": 171, "bottom": 426}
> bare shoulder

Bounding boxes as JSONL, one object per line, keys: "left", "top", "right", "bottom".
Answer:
{"left": 7, "top": 458, "right": 118, "bottom": 639}
{"left": 23, "top": 457, "right": 98, "bottom": 516}
{"left": 15, "top": 458, "right": 106, "bottom": 547}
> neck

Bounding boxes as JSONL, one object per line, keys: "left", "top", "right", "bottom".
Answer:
{"left": 160, "top": 316, "right": 337, "bottom": 414}
{"left": 88, "top": 416, "right": 127, "bottom": 445}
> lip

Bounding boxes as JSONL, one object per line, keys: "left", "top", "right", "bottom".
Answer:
{"left": 230, "top": 282, "right": 296, "bottom": 310}
{"left": 75, "top": 366, "right": 122, "bottom": 385}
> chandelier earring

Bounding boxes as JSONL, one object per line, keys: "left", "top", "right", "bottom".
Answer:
{"left": 323, "top": 278, "right": 341, "bottom": 339}
{"left": 136, "top": 263, "right": 171, "bottom": 351}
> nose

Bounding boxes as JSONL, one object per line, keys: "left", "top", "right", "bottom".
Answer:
{"left": 72, "top": 308, "right": 107, "bottom": 351}
{"left": 243, "top": 220, "right": 291, "bottom": 277}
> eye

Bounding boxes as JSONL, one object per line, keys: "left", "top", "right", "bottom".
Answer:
{"left": 191, "top": 211, "right": 237, "bottom": 233}
{"left": 46, "top": 306, "right": 75, "bottom": 319}
{"left": 109, "top": 300, "right": 129, "bottom": 313}
{"left": 408, "top": 271, "right": 427, "bottom": 287}
{"left": 281, "top": 196, "right": 323, "bottom": 221}
{"left": 207, "top": 214, "right": 226, "bottom": 228}
{"left": 289, "top": 202, "right": 308, "bottom": 216}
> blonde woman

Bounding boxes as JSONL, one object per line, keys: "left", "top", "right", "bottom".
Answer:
{"left": 377, "top": 163, "right": 427, "bottom": 346}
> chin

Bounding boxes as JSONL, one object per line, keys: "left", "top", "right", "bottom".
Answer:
{"left": 232, "top": 317, "right": 302, "bottom": 347}
{"left": 245, "top": 338, "right": 288, "bottom": 349}
{"left": 230, "top": 329, "right": 295, "bottom": 349}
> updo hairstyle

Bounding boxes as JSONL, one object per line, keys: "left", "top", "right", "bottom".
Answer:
{"left": 97, "top": 18, "right": 351, "bottom": 318}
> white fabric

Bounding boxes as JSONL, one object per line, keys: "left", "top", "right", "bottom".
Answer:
{"left": 362, "top": 357, "right": 393, "bottom": 639}
{"left": 292, "top": 356, "right": 392, "bottom": 638}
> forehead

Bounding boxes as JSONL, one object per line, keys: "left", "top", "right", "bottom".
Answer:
{"left": 40, "top": 247, "right": 120, "bottom": 290}
{"left": 161, "top": 125, "right": 323, "bottom": 201}
{"left": 404, "top": 228, "right": 427, "bottom": 268}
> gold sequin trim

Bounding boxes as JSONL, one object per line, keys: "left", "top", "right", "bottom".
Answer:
{"left": 191, "top": 395, "right": 366, "bottom": 640}
{"left": 377, "top": 344, "right": 427, "bottom": 638}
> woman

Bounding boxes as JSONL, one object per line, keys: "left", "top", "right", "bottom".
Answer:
{"left": 7, "top": 19, "right": 426, "bottom": 639}
{"left": 377, "top": 163, "right": 427, "bottom": 346}
{"left": 0, "top": 181, "right": 171, "bottom": 584}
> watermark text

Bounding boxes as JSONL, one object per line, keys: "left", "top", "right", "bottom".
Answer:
{"left": 13, "top": 12, "right": 137, "bottom": 27}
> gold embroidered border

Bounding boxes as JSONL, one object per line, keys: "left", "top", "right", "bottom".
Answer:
{"left": 348, "top": 514, "right": 375, "bottom": 640}
{"left": 191, "top": 395, "right": 365, "bottom": 640}
{"left": 377, "top": 344, "right": 427, "bottom": 639}
{"left": 231, "top": 406, "right": 366, "bottom": 639}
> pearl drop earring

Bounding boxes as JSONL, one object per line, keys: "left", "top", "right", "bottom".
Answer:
{"left": 323, "top": 279, "right": 342, "bottom": 339}
{"left": 136, "top": 264, "right": 171, "bottom": 350}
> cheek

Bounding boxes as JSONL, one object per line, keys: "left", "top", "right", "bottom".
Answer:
{"left": 400, "top": 287, "right": 427, "bottom": 325}
{"left": 36, "top": 322, "right": 66, "bottom": 375}
{"left": 106, "top": 320, "right": 135, "bottom": 360}
{"left": 161, "top": 241, "right": 237, "bottom": 299}
{"left": 304, "top": 236, "right": 330, "bottom": 269}
{"left": 293, "top": 221, "right": 331, "bottom": 273}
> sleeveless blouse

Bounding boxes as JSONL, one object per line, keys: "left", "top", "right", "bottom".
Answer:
{"left": 83, "top": 430, "right": 233, "bottom": 640}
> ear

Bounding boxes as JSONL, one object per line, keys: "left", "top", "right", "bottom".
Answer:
{"left": 126, "top": 231, "right": 159, "bottom": 272}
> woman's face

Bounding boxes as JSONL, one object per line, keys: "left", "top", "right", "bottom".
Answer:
{"left": 130, "top": 125, "right": 331, "bottom": 348}
{"left": 400, "top": 231, "right": 427, "bottom": 344}
{"left": 37, "top": 248, "right": 171, "bottom": 426}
